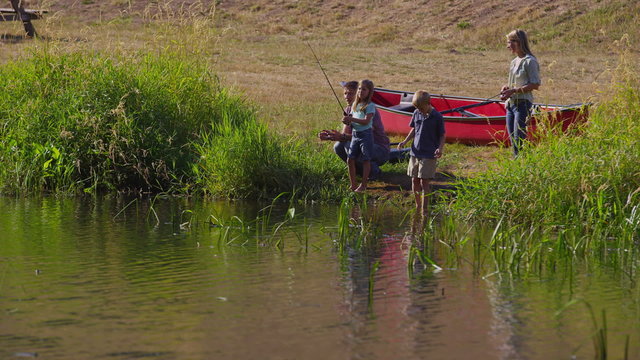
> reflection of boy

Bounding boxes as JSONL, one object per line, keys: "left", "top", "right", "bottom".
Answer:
{"left": 318, "top": 81, "right": 390, "bottom": 180}
{"left": 397, "top": 91, "right": 445, "bottom": 215}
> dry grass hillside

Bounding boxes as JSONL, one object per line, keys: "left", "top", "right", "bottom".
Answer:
{"left": 2, "top": 0, "right": 637, "bottom": 123}
{"left": 218, "top": 0, "right": 639, "bottom": 50}
{"left": 10, "top": 0, "right": 639, "bottom": 49}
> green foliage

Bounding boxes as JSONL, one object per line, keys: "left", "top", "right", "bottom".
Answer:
{"left": 0, "top": 50, "right": 349, "bottom": 200}
{"left": 456, "top": 21, "right": 471, "bottom": 30}
{"left": 195, "top": 119, "right": 348, "bottom": 199}
{"left": 0, "top": 50, "right": 234, "bottom": 193}
{"left": 448, "top": 56, "right": 640, "bottom": 241}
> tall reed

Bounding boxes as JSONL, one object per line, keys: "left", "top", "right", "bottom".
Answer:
{"left": 194, "top": 113, "right": 348, "bottom": 200}
{"left": 448, "top": 51, "right": 640, "bottom": 245}
{"left": 0, "top": 49, "right": 350, "bottom": 199}
{"left": 0, "top": 50, "right": 237, "bottom": 193}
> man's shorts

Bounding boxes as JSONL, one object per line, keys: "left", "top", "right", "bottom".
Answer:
{"left": 407, "top": 156, "right": 437, "bottom": 179}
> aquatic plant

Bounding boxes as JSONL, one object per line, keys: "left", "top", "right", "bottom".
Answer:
{"left": 555, "top": 299, "right": 635, "bottom": 360}
{"left": 407, "top": 243, "right": 441, "bottom": 278}
{"left": 204, "top": 196, "right": 305, "bottom": 249}
{"left": 333, "top": 195, "right": 387, "bottom": 254}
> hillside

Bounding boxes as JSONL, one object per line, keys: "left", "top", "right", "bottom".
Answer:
{"left": 4, "top": 0, "right": 636, "bottom": 118}
{"left": 4, "top": 0, "right": 635, "bottom": 132}
{"left": 15, "top": 0, "right": 640, "bottom": 50}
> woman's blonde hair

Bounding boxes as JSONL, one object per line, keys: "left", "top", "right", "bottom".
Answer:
{"left": 507, "top": 29, "right": 533, "bottom": 56}
{"left": 412, "top": 90, "right": 431, "bottom": 110}
{"left": 353, "top": 79, "right": 374, "bottom": 112}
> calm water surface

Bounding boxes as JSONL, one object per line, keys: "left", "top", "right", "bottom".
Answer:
{"left": 1, "top": 197, "right": 638, "bottom": 359}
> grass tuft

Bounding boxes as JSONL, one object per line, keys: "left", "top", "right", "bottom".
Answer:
{"left": 0, "top": 49, "right": 350, "bottom": 199}
{"left": 448, "top": 50, "right": 640, "bottom": 243}
{"left": 0, "top": 49, "right": 230, "bottom": 194}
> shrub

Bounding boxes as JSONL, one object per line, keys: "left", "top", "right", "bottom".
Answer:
{"left": 0, "top": 50, "right": 349, "bottom": 200}
{"left": 0, "top": 51, "right": 244, "bottom": 194}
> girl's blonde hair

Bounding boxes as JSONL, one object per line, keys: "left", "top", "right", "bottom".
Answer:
{"left": 507, "top": 29, "right": 534, "bottom": 56}
{"left": 412, "top": 90, "right": 431, "bottom": 110}
{"left": 353, "top": 79, "right": 374, "bottom": 112}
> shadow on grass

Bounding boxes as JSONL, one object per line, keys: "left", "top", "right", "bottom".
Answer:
{"left": 0, "top": 32, "right": 27, "bottom": 43}
{"left": 0, "top": 33, "right": 88, "bottom": 44}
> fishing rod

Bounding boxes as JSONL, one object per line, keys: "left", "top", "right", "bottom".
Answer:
{"left": 306, "top": 42, "right": 347, "bottom": 115}
{"left": 440, "top": 92, "right": 503, "bottom": 115}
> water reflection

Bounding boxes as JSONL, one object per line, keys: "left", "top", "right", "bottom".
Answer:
{"left": 0, "top": 196, "right": 638, "bottom": 359}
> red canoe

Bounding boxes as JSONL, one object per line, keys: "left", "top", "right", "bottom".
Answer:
{"left": 372, "top": 87, "right": 589, "bottom": 145}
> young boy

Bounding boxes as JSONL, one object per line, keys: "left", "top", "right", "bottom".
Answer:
{"left": 397, "top": 91, "right": 445, "bottom": 215}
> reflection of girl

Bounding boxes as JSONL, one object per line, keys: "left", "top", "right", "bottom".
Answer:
{"left": 500, "top": 29, "right": 541, "bottom": 157}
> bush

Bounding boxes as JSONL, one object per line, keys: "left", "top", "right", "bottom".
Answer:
{"left": 0, "top": 50, "right": 349, "bottom": 200}
{"left": 195, "top": 118, "right": 348, "bottom": 200}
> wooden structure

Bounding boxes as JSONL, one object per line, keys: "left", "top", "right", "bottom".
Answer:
{"left": 0, "top": 0, "right": 47, "bottom": 37}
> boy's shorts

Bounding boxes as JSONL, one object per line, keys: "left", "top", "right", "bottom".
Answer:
{"left": 407, "top": 156, "right": 437, "bottom": 179}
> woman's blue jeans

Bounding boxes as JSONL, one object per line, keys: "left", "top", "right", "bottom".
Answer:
{"left": 506, "top": 100, "right": 532, "bottom": 156}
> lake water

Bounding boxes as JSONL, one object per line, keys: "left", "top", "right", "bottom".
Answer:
{"left": 1, "top": 196, "right": 638, "bottom": 359}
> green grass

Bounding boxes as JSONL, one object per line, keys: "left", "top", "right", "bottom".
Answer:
{"left": 446, "top": 52, "right": 640, "bottom": 256}
{"left": 0, "top": 50, "right": 227, "bottom": 194}
{"left": 195, "top": 117, "right": 348, "bottom": 200}
{"left": 0, "top": 49, "right": 350, "bottom": 200}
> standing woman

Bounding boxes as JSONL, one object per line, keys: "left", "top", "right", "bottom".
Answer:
{"left": 500, "top": 29, "right": 541, "bottom": 156}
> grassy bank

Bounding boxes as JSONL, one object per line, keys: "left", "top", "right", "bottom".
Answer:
{"left": 195, "top": 116, "right": 347, "bottom": 200}
{"left": 448, "top": 53, "right": 640, "bottom": 242}
{"left": 0, "top": 50, "right": 220, "bottom": 193}
{"left": 0, "top": 50, "right": 348, "bottom": 199}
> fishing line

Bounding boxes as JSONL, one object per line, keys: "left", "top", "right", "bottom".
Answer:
{"left": 306, "top": 42, "right": 346, "bottom": 115}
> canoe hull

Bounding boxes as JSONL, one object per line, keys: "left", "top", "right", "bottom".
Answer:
{"left": 373, "top": 87, "right": 589, "bottom": 145}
